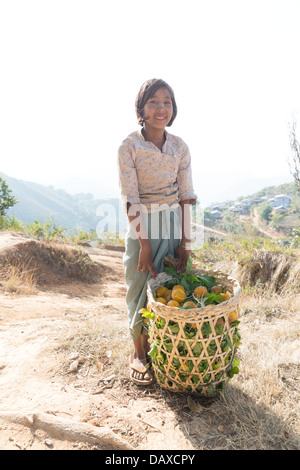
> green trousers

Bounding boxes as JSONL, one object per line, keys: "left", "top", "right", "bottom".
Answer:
{"left": 123, "top": 207, "right": 181, "bottom": 340}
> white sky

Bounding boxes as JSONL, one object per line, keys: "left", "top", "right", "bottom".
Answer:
{"left": 1, "top": 0, "right": 300, "bottom": 206}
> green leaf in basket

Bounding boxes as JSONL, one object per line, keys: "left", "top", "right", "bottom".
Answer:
{"left": 226, "top": 357, "right": 240, "bottom": 379}
{"left": 204, "top": 292, "right": 223, "bottom": 305}
{"left": 203, "top": 372, "right": 211, "bottom": 383}
{"left": 164, "top": 278, "right": 180, "bottom": 290}
{"left": 215, "top": 324, "right": 224, "bottom": 335}
{"left": 184, "top": 360, "right": 194, "bottom": 373}
{"left": 148, "top": 345, "right": 158, "bottom": 358}
{"left": 192, "top": 375, "right": 200, "bottom": 385}
{"left": 198, "top": 359, "right": 209, "bottom": 373}
{"left": 156, "top": 317, "right": 166, "bottom": 329}
{"left": 180, "top": 277, "right": 191, "bottom": 292}
{"left": 157, "top": 351, "right": 167, "bottom": 365}
{"left": 180, "top": 273, "right": 201, "bottom": 294}
{"left": 207, "top": 340, "right": 217, "bottom": 356}
{"left": 172, "top": 357, "right": 181, "bottom": 370}
{"left": 197, "top": 275, "right": 217, "bottom": 291}
{"left": 164, "top": 266, "right": 180, "bottom": 278}
{"left": 232, "top": 357, "right": 240, "bottom": 368}
{"left": 233, "top": 331, "right": 242, "bottom": 347}
{"left": 201, "top": 321, "right": 212, "bottom": 338}
{"left": 162, "top": 337, "right": 173, "bottom": 353}
{"left": 179, "top": 373, "right": 187, "bottom": 382}
{"left": 184, "top": 323, "right": 197, "bottom": 339}
{"left": 141, "top": 309, "right": 155, "bottom": 321}
{"left": 168, "top": 321, "right": 179, "bottom": 335}
{"left": 186, "top": 255, "right": 193, "bottom": 272}
{"left": 192, "top": 342, "right": 203, "bottom": 357}
{"left": 177, "top": 341, "right": 188, "bottom": 357}
{"left": 212, "top": 359, "right": 222, "bottom": 370}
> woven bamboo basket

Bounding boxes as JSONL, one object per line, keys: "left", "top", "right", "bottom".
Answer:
{"left": 146, "top": 268, "right": 241, "bottom": 396}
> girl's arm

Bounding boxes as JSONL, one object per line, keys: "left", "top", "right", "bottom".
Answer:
{"left": 126, "top": 203, "right": 158, "bottom": 279}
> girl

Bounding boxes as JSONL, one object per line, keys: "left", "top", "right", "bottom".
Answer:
{"left": 118, "top": 78, "right": 197, "bottom": 385}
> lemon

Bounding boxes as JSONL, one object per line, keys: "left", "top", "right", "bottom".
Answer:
{"left": 211, "top": 286, "right": 222, "bottom": 295}
{"left": 167, "top": 300, "right": 180, "bottom": 307}
{"left": 171, "top": 289, "right": 186, "bottom": 303}
{"left": 156, "top": 286, "right": 167, "bottom": 297}
{"left": 228, "top": 310, "right": 238, "bottom": 323}
{"left": 156, "top": 297, "right": 167, "bottom": 305}
{"left": 220, "top": 292, "right": 231, "bottom": 302}
{"left": 183, "top": 301, "right": 197, "bottom": 308}
{"left": 194, "top": 286, "right": 208, "bottom": 298}
{"left": 172, "top": 284, "right": 185, "bottom": 292}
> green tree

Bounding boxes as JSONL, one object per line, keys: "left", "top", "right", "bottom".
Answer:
{"left": 258, "top": 203, "right": 273, "bottom": 222}
{"left": 0, "top": 177, "right": 19, "bottom": 217}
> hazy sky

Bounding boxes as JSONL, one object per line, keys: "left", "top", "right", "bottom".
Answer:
{"left": 1, "top": 0, "right": 300, "bottom": 206}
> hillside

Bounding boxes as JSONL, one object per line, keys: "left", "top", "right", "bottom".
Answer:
{"left": 203, "top": 181, "right": 300, "bottom": 240}
{"left": 0, "top": 172, "right": 127, "bottom": 235}
{"left": 0, "top": 231, "right": 299, "bottom": 450}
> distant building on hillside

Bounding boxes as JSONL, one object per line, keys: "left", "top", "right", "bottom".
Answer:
{"left": 240, "top": 198, "right": 254, "bottom": 207}
{"left": 268, "top": 194, "right": 291, "bottom": 208}
{"left": 210, "top": 210, "right": 222, "bottom": 219}
{"left": 274, "top": 205, "right": 288, "bottom": 214}
{"left": 253, "top": 196, "right": 267, "bottom": 204}
{"left": 228, "top": 202, "right": 249, "bottom": 214}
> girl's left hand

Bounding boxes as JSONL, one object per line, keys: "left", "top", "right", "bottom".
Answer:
{"left": 175, "top": 245, "right": 191, "bottom": 274}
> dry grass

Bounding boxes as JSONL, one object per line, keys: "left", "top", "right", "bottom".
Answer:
{"left": 0, "top": 239, "right": 103, "bottom": 292}
{"left": 0, "top": 260, "right": 37, "bottom": 294}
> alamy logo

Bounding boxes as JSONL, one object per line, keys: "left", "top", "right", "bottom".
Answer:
{"left": 96, "top": 199, "right": 204, "bottom": 247}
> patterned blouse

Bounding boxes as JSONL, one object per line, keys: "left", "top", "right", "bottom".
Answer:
{"left": 118, "top": 129, "right": 197, "bottom": 212}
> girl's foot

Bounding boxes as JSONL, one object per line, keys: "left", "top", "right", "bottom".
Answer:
{"left": 130, "top": 334, "right": 154, "bottom": 385}
{"left": 130, "top": 352, "right": 154, "bottom": 385}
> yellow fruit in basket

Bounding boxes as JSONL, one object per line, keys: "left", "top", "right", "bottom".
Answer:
{"left": 156, "top": 297, "right": 167, "bottom": 305}
{"left": 167, "top": 300, "right": 180, "bottom": 307}
{"left": 228, "top": 310, "right": 238, "bottom": 323}
{"left": 183, "top": 301, "right": 197, "bottom": 308}
{"left": 220, "top": 292, "right": 231, "bottom": 302}
{"left": 156, "top": 286, "right": 167, "bottom": 297}
{"left": 172, "top": 284, "right": 185, "bottom": 292}
{"left": 171, "top": 289, "right": 186, "bottom": 303}
{"left": 211, "top": 285, "right": 222, "bottom": 295}
{"left": 194, "top": 286, "right": 208, "bottom": 298}
{"left": 216, "top": 317, "right": 225, "bottom": 327}
{"left": 164, "top": 289, "right": 172, "bottom": 301}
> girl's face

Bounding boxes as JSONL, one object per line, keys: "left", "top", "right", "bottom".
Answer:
{"left": 143, "top": 87, "right": 173, "bottom": 131}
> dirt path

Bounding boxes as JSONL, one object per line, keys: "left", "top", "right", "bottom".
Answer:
{"left": 250, "top": 208, "right": 283, "bottom": 240}
{"left": 0, "top": 232, "right": 197, "bottom": 450}
{"left": 193, "top": 222, "right": 229, "bottom": 238}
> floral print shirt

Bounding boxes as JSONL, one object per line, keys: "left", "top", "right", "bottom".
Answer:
{"left": 118, "top": 129, "right": 197, "bottom": 212}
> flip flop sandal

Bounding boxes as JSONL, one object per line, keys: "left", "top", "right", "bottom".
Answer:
{"left": 129, "top": 355, "right": 155, "bottom": 385}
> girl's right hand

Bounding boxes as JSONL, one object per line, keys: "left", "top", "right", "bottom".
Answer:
{"left": 137, "top": 240, "right": 158, "bottom": 279}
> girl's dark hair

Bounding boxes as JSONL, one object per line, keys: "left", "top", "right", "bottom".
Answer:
{"left": 135, "top": 78, "right": 177, "bottom": 127}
